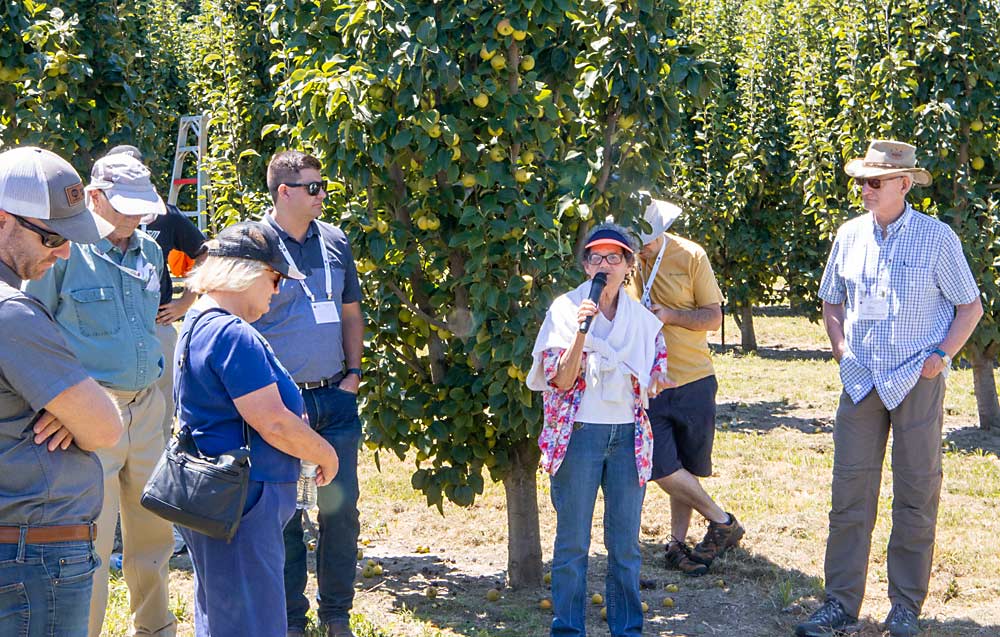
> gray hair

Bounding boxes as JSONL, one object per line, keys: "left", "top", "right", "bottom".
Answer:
{"left": 578, "top": 221, "right": 639, "bottom": 269}
{"left": 186, "top": 255, "right": 269, "bottom": 295}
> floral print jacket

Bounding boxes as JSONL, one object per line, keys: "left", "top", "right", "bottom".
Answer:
{"left": 537, "top": 332, "right": 668, "bottom": 485}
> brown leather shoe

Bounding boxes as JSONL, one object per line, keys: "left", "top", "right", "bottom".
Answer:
{"left": 689, "top": 513, "right": 744, "bottom": 566}
{"left": 664, "top": 538, "right": 709, "bottom": 576}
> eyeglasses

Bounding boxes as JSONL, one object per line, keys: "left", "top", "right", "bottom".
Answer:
{"left": 854, "top": 176, "right": 903, "bottom": 190}
{"left": 13, "top": 215, "right": 68, "bottom": 248}
{"left": 585, "top": 252, "right": 626, "bottom": 266}
{"left": 283, "top": 180, "right": 327, "bottom": 196}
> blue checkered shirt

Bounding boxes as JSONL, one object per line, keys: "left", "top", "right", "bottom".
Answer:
{"left": 818, "top": 204, "right": 979, "bottom": 409}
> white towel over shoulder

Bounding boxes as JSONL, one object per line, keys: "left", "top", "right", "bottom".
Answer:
{"left": 526, "top": 280, "right": 663, "bottom": 406}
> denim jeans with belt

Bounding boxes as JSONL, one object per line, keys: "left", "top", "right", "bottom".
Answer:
{"left": 0, "top": 536, "right": 98, "bottom": 637}
{"left": 284, "top": 385, "right": 362, "bottom": 629}
{"left": 550, "top": 422, "right": 646, "bottom": 637}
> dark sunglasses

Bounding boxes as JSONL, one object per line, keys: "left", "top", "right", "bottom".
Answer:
{"left": 283, "top": 180, "right": 327, "bottom": 196}
{"left": 586, "top": 253, "right": 625, "bottom": 265}
{"left": 854, "top": 176, "right": 903, "bottom": 190}
{"left": 13, "top": 215, "right": 68, "bottom": 248}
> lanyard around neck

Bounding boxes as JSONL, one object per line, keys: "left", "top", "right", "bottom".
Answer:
{"left": 640, "top": 236, "right": 669, "bottom": 308}
{"left": 274, "top": 223, "right": 332, "bottom": 302}
{"left": 93, "top": 243, "right": 154, "bottom": 283}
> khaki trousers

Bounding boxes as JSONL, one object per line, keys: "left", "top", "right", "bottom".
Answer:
{"left": 89, "top": 386, "right": 176, "bottom": 637}
{"left": 823, "top": 375, "right": 945, "bottom": 617}
{"left": 154, "top": 323, "right": 179, "bottom": 440}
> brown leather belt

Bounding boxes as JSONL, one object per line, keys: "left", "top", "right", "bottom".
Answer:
{"left": 0, "top": 523, "right": 96, "bottom": 544}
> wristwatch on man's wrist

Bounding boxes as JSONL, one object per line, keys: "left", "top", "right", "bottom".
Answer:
{"left": 346, "top": 367, "right": 363, "bottom": 381}
{"left": 932, "top": 348, "right": 952, "bottom": 367}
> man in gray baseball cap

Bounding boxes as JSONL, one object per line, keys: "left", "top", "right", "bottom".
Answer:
{"left": 0, "top": 146, "right": 122, "bottom": 637}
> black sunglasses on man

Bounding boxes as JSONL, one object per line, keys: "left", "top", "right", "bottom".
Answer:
{"left": 283, "top": 180, "right": 327, "bottom": 196}
{"left": 13, "top": 215, "right": 68, "bottom": 248}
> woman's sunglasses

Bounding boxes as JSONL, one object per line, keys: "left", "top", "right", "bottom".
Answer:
{"left": 13, "top": 215, "right": 68, "bottom": 248}
{"left": 854, "top": 176, "right": 902, "bottom": 190}
{"left": 283, "top": 180, "right": 327, "bottom": 196}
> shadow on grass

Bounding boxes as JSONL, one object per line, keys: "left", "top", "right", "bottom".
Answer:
{"left": 289, "top": 542, "right": 999, "bottom": 637}
{"left": 710, "top": 343, "right": 833, "bottom": 362}
{"left": 346, "top": 552, "right": 547, "bottom": 637}
{"left": 918, "top": 616, "right": 1000, "bottom": 637}
{"left": 336, "top": 543, "right": 831, "bottom": 637}
{"left": 716, "top": 398, "right": 833, "bottom": 434}
{"left": 942, "top": 424, "right": 1000, "bottom": 457}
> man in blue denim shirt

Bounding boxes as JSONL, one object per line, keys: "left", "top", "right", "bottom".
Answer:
{"left": 796, "top": 141, "right": 983, "bottom": 637}
{"left": 26, "top": 153, "right": 177, "bottom": 637}
{"left": 253, "top": 151, "right": 364, "bottom": 637}
{"left": 0, "top": 146, "right": 122, "bottom": 637}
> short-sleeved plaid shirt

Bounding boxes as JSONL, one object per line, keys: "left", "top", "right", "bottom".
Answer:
{"left": 818, "top": 204, "right": 980, "bottom": 409}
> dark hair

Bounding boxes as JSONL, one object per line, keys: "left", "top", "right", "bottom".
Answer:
{"left": 267, "top": 150, "right": 322, "bottom": 201}
{"left": 579, "top": 221, "right": 638, "bottom": 270}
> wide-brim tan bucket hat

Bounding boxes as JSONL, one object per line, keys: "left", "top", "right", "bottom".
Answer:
{"left": 844, "top": 139, "right": 932, "bottom": 187}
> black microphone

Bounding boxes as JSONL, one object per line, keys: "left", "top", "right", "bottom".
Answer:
{"left": 579, "top": 272, "right": 608, "bottom": 333}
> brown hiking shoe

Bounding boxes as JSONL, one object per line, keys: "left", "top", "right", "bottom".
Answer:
{"left": 664, "top": 538, "right": 709, "bottom": 576}
{"left": 690, "top": 513, "right": 744, "bottom": 566}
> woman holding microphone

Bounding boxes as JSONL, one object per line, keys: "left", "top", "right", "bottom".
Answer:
{"left": 527, "top": 223, "right": 669, "bottom": 637}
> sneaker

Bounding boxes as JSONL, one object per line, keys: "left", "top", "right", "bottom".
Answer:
{"left": 664, "top": 538, "right": 709, "bottom": 576}
{"left": 884, "top": 603, "right": 920, "bottom": 637}
{"left": 689, "top": 513, "right": 745, "bottom": 566}
{"left": 794, "top": 598, "right": 858, "bottom": 637}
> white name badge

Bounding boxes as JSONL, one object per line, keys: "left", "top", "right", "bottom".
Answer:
{"left": 311, "top": 301, "right": 340, "bottom": 324}
{"left": 857, "top": 293, "right": 889, "bottom": 321}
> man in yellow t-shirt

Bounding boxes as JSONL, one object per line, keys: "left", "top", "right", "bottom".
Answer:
{"left": 629, "top": 198, "right": 745, "bottom": 576}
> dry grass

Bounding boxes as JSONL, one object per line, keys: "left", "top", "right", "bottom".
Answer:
{"left": 103, "top": 310, "right": 1000, "bottom": 636}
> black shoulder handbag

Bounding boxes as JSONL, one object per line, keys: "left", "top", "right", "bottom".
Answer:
{"left": 140, "top": 307, "right": 251, "bottom": 542}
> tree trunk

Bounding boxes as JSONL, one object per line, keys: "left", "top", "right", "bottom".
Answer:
{"left": 970, "top": 346, "right": 1000, "bottom": 431}
{"left": 503, "top": 437, "right": 543, "bottom": 589}
{"left": 739, "top": 303, "right": 757, "bottom": 351}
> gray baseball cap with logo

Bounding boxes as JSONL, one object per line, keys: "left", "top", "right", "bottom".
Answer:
{"left": 0, "top": 146, "right": 113, "bottom": 243}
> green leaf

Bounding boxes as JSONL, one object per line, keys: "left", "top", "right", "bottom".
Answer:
{"left": 390, "top": 129, "right": 413, "bottom": 149}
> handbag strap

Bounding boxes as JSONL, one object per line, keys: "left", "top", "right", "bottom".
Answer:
{"left": 175, "top": 306, "right": 251, "bottom": 450}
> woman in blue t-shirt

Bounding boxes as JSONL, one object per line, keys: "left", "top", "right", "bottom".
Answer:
{"left": 175, "top": 221, "right": 339, "bottom": 637}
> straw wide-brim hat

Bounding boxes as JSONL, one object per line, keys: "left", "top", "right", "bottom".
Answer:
{"left": 844, "top": 139, "right": 932, "bottom": 187}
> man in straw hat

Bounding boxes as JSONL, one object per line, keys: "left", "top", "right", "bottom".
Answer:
{"left": 628, "top": 195, "right": 744, "bottom": 577}
{"left": 796, "top": 140, "right": 982, "bottom": 637}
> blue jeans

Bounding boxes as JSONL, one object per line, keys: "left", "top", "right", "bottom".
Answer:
{"left": 285, "top": 385, "right": 362, "bottom": 629}
{"left": 550, "top": 423, "right": 646, "bottom": 637}
{"left": 181, "top": 481, "right": 296, "bottom": 637}
{"left": 0, "top": 536, "right": 98, "bottom": 637}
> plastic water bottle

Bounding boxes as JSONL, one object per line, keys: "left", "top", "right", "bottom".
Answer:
{"left": 296, "top": 462, "right": 318, "bottom": 509}
{"left": 109, "top": 553, "right": 123, "bottom": 571}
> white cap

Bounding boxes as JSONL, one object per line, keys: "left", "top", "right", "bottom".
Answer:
{"left": 86, "top": 153, "right": 166, "bottom": 218}
{"left": 0, "top": 146, "right": 113, "bottom": 243}
{"left": 638, "top": 194, "right": 682, "bottom": 244}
